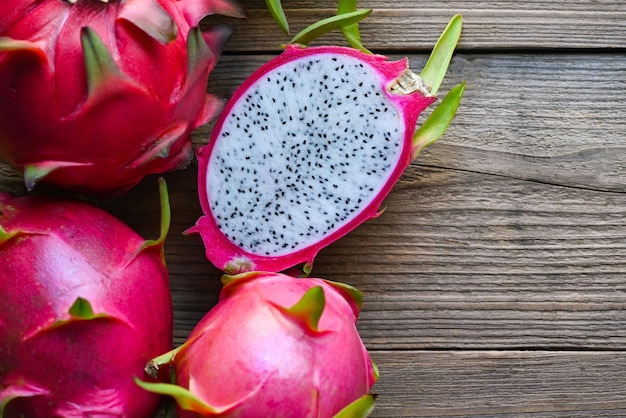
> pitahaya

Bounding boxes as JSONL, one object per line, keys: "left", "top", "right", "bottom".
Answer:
{"left": 188, "top": 15, "right": 465, "bottom": 274}
{"left": 0, "top": 0, "right": 244, "bottom": 196}
{"left": 0, "top": 179, "right": 173, "bottom": 417}
{"left": 137, "top": 271, "right": 377, "bottom": 417}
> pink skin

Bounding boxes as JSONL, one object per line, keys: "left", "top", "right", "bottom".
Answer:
{"left": 190, "top": 44, "right": 436, "bottom": 274}
{"left": 0, "top": 0, "right": 244, "bottom": 196}
{"left": 168, "top": 272, "right": 377, "bottom": 417}
{"left": 0, "top": 192, "right": 172, "bottom": 417}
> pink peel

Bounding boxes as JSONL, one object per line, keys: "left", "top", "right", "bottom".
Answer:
{"left": 0, "top": 180, "right": 173, "bottom": 417}
{"left": 0, "top": 0, "right": 242, "bottom": 196}
{"left": 139, "top": 272, "right": 376, "bottom": 418}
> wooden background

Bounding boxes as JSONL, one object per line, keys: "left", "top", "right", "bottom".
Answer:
{"left": 2, "top": 0, "right": 625, "bottom": 416}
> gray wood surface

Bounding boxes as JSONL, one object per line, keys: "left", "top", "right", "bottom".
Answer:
{"left": 371, "top": 350, "right": 626, "bottom": 416}
{"left": 1, "top": 0, "right": 625, "bottom": 416}
{"left": 211, "top": 0, "right": 626, "bottom": 51}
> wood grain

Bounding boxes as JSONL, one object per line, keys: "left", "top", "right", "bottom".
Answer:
{"left": 317, "top": 166, "right": 626, "bottom": 350}
{"left": 206, "top": 0, "right": 626, "bottom": 52}
{"left": 370, "top": 350, "right": 626, "bottom": 416}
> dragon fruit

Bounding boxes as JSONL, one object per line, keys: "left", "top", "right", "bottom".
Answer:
{"left": 137, "top": 271, "right": 377, "bottom": 417}
{"left": 0, "top": 179, "right": 173, "bottom": 417}
{"left": 0, "top": 0, "right": 244, "bottom": 196}
{"left": 188, "top": 15, "right": 465, "bottom": 274}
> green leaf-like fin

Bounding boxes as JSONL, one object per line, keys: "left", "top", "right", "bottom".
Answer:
{"left": 178, "top": 0, "right": 246, "bottom": 24}
{"left": 220, "top": 271, "right": 263, "bottom": 287}
{"left": 265, "top": 0, "right": 289, "bottom": 34}
{"left": 337, "top": 0, "right": 371, "bottom": 53}
{"left": 186, "top": 26, "right": 212, "bottom": 91}
{"left": 286, "top": 9, "right": 372, "bottom": 47}
{"left": 135, "top": 378, "right": 224, "bottom": 415}
{"left": 136, "top": 368, "right": 267, "bottom": 415}
{"left": 420, "top": 14, "right": 463, "bottom": 95}
{"left": 125, "top": 122, "right": 188, "bottom": 170}
{"left": 68, "top": 297, "right": 96, "bottom": 319}
{"left": 0, "top": 383, "right": 50, "bottom": 415}
{"left": 281, "top": 286, "right": 326, "bottom": 332}
{"left": 19, "top": 297, "right": 130, "bottom": 341}
{"left": 24, "top": 163, "right": 59, "bottom": 191}
{"left": 301, "top": 260, "right": 313, "bottom": 277}
{"left": 412, "top": 81, "right": 466, "bottom": 159}
{"left": 139, "top": 178, "right": 171, "bottom": 263}
{"left": 81, "top": 27, "right": 125, "bottom": 98}
{"left": 118, "top": 0, "right": 178, "bottom": 44}
{"left": 333, "top": 394, "right": 376, "bottom": 418}
{"left": 372, "top": 360, "right": 380, "bottom": 381}
{"left": 23, "top": 161, "right": 92, "bottom": 191}
{"left": 0, "top": 37, "right": 34, "bottom": 51}
{"left": 80, "top": 27, "right": 147, "bottom": 111}
{"left": 44, "top": 297, "right": 119, "bottom": 332}
{"left": 0, "top": 37, "right": 46, "bottom": 59}
{"left": 324, "top": 280, "right": 363, "bottom": 311}
{"left": 0, "top": 225, "right": 19, "bottom": 247}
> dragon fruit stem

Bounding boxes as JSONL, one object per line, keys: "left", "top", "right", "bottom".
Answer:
{"left": 144, "top": 344, "right": 184, "bottom": 379}
{"left": 389, "top": 69, "right": 433, "bottom": 97}
{"left": 137, "top": 178, "right": 171, "bottom": 264}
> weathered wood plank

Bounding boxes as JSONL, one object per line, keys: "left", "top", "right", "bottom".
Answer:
{"left": 207, "top": 0, "right": 626, "bottom": 51}
{"left": 429, "top": 53, "right": 626, "bottom": 193}
{"left": 316, "top": 166, "right": 626, "bottom": 350}
{"left": 369, "top": 350, "right": 626, "bottom": 417}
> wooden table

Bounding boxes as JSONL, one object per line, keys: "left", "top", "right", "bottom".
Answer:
{"left": 2, "top": 0, "right": 625, "bottom": 416}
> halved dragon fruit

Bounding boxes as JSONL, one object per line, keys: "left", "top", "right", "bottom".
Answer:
{"left": 189, "top": 15, "right": 465, "bottom": 274}
{"left": 0, "top": 180, "right": 172, "bottom": 417}
{"left": 137, "top": 271, "right": 377, "bottom": 417}
{"left": 0, "top": 0, "right": 244, "bottom": 196}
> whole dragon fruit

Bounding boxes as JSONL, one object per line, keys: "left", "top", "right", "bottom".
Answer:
{"left": 0, "top": 0, "right": 244, "bottom": 196}
{"left": 0, "top": 179, "right": 173, "bottom": 417}
{"left": 137, "top": 271, "right": 377, "bottom": 417}
{"left": 188, "top": 15, "right": 465, "bottom": 274}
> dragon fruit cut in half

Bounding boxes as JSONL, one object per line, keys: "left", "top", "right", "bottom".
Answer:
{"left": 0, "top": 0, "right": 244, "bottom": 196}
{"left": 0, "top": 179, "right": 173, "bottom": 417}
{"left": 188, "top": 15, "right": 465, "bottom": 274}
{"left": 136, "top": 271, "right": 378, "bottom": 418}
